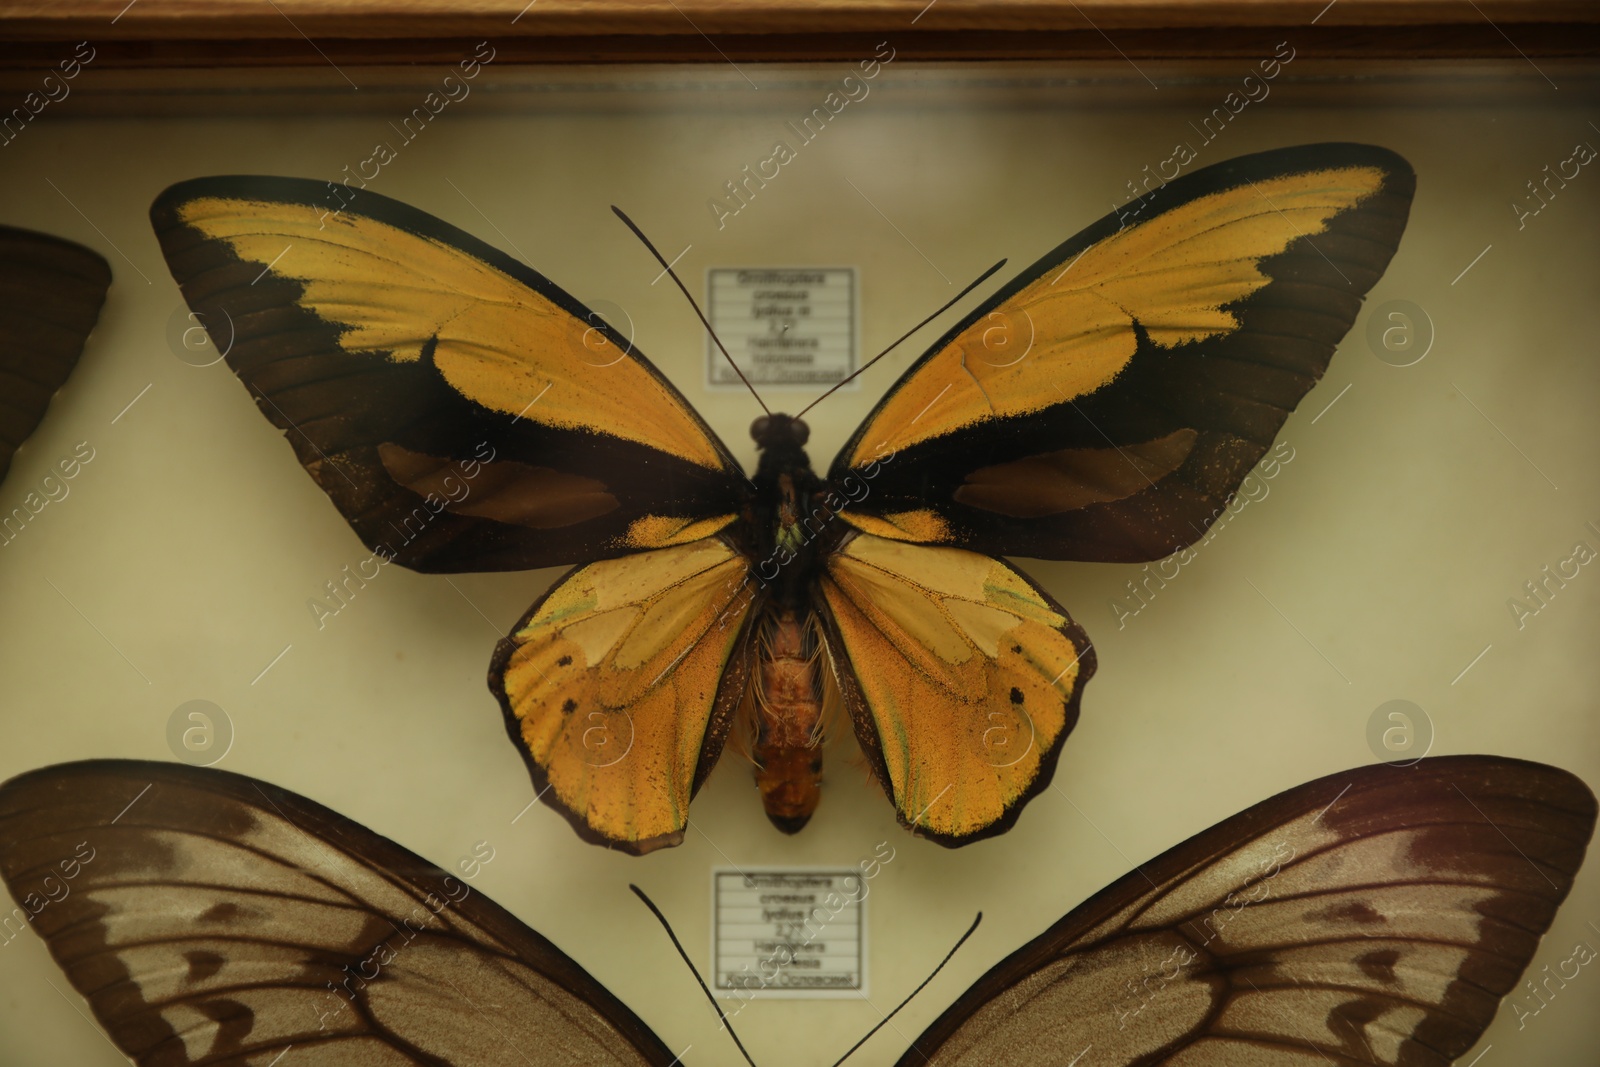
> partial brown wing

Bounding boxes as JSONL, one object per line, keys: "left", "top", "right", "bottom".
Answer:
{"left": 0, "top": 760, "right": 677, "bottom": 1066}
{"left": 0, "top": 225, "right": 110, "bottom": 482}
{"left": 900, "top": 756, "right": 1595, "bottom": 1066}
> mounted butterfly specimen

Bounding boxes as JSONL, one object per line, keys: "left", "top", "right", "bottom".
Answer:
{"left": 150, "top": 143, "right": 1414, "bottom": 854}
{"left": 0, "top": 224, "right": 110, "bottom": 485}
{"left": 0, "top": 755, "right": 1590, "bottom": 1065}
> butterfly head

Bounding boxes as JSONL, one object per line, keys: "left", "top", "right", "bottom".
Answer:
{"left": 750, "top": 413, "right": 816, "bottom": 487}
{"left": 750, "top": 413, "right": 809, "bottom": 449}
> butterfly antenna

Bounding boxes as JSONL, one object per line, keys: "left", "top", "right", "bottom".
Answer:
{"left": 630, "top": 884, "right": 761, "bottom": 1067}
{"left": 827, "top": 912, "right": 983, "bottom": 1067}
{"left": 794, "top": 258, "right": 1007, "bottom": 420}
{"left": 611, "top": 206, "right": 770, "bottom": 417}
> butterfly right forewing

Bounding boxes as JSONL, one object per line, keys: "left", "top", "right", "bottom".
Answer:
{"left": 0, "top": 760, "right": 677, "bottom": 1067}
{"left": 828, "top": 143, "right": 1415, "bottom": 564}
{"left": 897, "top": 755, "right": 1596, "bottom": 1066}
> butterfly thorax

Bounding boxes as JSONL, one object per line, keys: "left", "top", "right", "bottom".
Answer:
{"left": 748, "top": 413, "right": 834, "bottom": 610}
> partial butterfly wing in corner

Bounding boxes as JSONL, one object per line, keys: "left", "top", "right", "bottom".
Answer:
{"left": 0, "top": 224, "right": 110, "bottom": 484}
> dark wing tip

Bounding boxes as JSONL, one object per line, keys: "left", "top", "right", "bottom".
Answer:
{"left": 0, "top": 224, "right": 112, "bottom": 287}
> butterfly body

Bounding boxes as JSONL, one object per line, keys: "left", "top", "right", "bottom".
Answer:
{"left": 151, "top": 142, "right": 1415, "bottom": 853}
{"left": 709, "top": 412, "right": 844, "bottom": 833}
{"left": 747, "top": 606, "right": 827, "bottom": 832}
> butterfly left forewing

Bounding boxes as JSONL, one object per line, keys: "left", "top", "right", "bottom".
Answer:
{"left": 897, "top": 755, "right": 1596, "bottom": 1066}
{"left": 151, "top": 177, "right": 747, "bottom": 573}
{"left": 0, "top": 760, "right": 677, "bottom": 1066}
{"left": 817, "top": 532, "right": 1094, "bottom": 845}
{"left": 0, "top": 225, "right": 110, "bottom": 483}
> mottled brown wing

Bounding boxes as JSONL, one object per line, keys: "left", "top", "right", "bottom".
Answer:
{"left": 899, "top": 756, "right": 1595, "bottom": 1066}
{"left": 0, "top": 761, "right": 677, "bottom": 1066}
{"left": 0, "top": 225, "right": 110, "bottom": 482}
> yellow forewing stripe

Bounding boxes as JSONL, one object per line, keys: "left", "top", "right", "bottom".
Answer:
{"left": 177, "top": 196, "right": 728, "bottom": 472}
{"left": 848, "top": 166, "right": 1388, "bottom": 468}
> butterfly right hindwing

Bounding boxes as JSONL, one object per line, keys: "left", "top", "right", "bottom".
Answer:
{"left": 816, "top": 532, "right": 1094, "bottom": 845}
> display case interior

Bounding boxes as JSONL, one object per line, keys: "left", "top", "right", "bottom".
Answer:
{"left": 0, "top": 55, "right": 1596, "bottom": 1065}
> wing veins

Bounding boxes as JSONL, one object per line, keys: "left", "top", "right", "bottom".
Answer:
{"left": 1115, "top": 819, "right": 1581, "bottom": 932}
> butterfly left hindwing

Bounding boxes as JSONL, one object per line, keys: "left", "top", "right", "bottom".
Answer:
{"left": 490, "top": 535, "right": 759, "bottom": 854}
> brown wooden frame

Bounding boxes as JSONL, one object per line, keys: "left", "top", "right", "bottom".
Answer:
{"left": 0, "top": 1, "right": 1597, "bottom": 69}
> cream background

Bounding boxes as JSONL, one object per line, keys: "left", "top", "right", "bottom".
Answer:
{"left": 0, "top": 57, "right": 1596, "bottom": 1066}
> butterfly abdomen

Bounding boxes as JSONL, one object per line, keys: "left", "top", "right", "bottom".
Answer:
{"left": 748, "top": 609, "right": 827, "bottom": 834}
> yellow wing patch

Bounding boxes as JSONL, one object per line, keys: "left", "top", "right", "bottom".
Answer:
{"left": 848, "top": 166, "right": 1388, "bottom": 467}
{"left": 820, "top": 533, "right": 1091, "bottom": 840}
{"left": 176, "top": 196, "right": 728, "bottom": 472}
{"left": 494, "top": 537, "right": 753, "bottom": 851}
{"left": 839, "top": 508, "right": 954, "bottom": 544}
{"left": 622, "top": 512, "right": 739, "bottom": 549}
